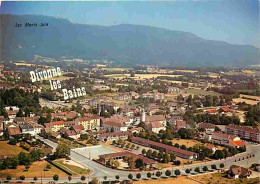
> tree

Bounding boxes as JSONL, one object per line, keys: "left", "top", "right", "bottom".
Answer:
{"left": 136, "top": 173, "right": 141, "bottom": 180}
{"left": 6, "top": 175, "right": 12, "bottom": 181}
{"left": 203, "top": 166, "right": 208, "bottom": 172}
{"left": 128, "top": 174, "right": 133, "bottom": 180}
{"left": 170, "top": 153, "right": 176, "bottom": 162}
{"left": 146, "top": 149, "right": 152, "bottom": 158}
{"left": 25, "top": 164, "right": 30, "bottom": 171}
{"left": 174, "top": 169, "right": 181, "bottom": 177}
{"left": 131, "top": 144, "right": 135, "bottom": 150}
{"left": 91, "top": 177, "right": 99, "bottom": 184}
{"left": 55, "top": 143, "right": 70, "bottom": 158}
{"left": 9, "top": 138, "right": 17, "bottom": 145}
{"left": 142, "top": 149, "right": 146, "bottom": 155}
{"left": 147, "top": 172, "right": 152, "bottom": 178}
{"left": 115, "top": 175, "right": 120, "bottom": 180}
{"left": 53, "top": 174, "right": 59, "bottom": 181}
{"left": 20, "top": 175, "right": 25, "bottom": 182}
{"left": 185, "top": 168, "right": 190, "bottom": 174}
{"left": 68, "top": 175, "right": 72, "bottom": 182}
{"left": 135, "top": 158, "right": 144, "bottom": 169}
{"left": 211, "top": 164, "right": 217, "bottom": 170}
{"left": 103, "top": 176, "right": 107, "bottom": 182}
{"left": 128, "top": 156, "right": 135, "bottom": 170}
{"left": 136, "top": 146, "right": 140, "bottom": 150}
{"left": 165, "top": 170, "right": 171, "bottom": 177}
{"left": 46, "top": 164, "right": 51, "bottom": 170}
{"left": 174, "top": 160, "right": 181, "bottom": 166}
{"left": 33, "top": 176, "right": 38, "bottom": 182}
{"left": 220, "top": 163, "right": 224, "bottom": 168}
{"left": 113, "top": 160, "right": 120, "bottom": 168}
{"left": 152, "top": 151, "right": 158, "bottom": 159}
{"left": 156, "top": 171, "right": 161, "bottom": 178}
{"left": 81, "top": 175, "right": 86, "bottom": 182}
{"left": 163, "top": 152, "right": 171, "bottom": 163}
{"left": 195, "top": 167, "right": 200, "bottom": 173}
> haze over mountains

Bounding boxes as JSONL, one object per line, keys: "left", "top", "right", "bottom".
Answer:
{"left": 1, "top": 14, "right": 259, "bottom": 67}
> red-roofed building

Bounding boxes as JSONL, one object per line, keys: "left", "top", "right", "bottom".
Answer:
{"left": 7, "top": 127, "right": 22, "bottom": 137}
{"left": 132, "top": 137, "right": 197, "bottom": 160}
{"left": 176, "top": 120, "right": 187, "bottom": 130}
{"left": 219, "top": 107, "right": 231, "bottom": 113}
{"left": 51, "top": 121, "right": 65, "bottom": 132}
{"left": 225, "top": 125, "right": 260, "bottom": 143}
{"left": 198, "top": 123, "right": 215, "bottom": 133}
{"left": 205, "top": 109, "right": 218, "bottom": 114}
{"left": 99, "top": 151, "right": 156, "bottom": 168}
{"left": 211, "top": 132, "right": 240, "bottom": 146}
{"left": 146, "top": 121, "right": 166, "bottom": 133}
{"left": 229, "top": 139, "right": 246, "bottom": 148}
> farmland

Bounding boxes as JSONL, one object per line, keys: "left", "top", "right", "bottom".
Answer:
{"left": 183, "top": 88, "right": 221, "bottom": 96}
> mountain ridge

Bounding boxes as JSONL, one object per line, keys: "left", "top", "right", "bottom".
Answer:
{"left": 1, "top": 14, "right": 259, "bottom": 67}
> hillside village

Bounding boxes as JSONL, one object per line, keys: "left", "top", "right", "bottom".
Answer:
{"left": 0, "top": 60, "right": 259, "bottom": 184}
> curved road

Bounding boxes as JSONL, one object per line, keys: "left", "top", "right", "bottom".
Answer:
{"left": 7, "top": 137, "right": 259, "bottom": 183}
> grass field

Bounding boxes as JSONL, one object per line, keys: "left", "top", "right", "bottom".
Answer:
{"left": 0, "top": 141, "right": 27, "bottom": 156}
{"left": 53, "top": 159, "right": 90, "bottom": 176}
{"left": 0, "top": 160, "right": 67, "bottom": 178}
{"left": 171, "top": 139, "right": 202, "bottom": 148}
{"left": 183, "top": 88, "right": 221, "bottom": 96}
{"left": 192, "top": 172, "right": 260, "bottom": 184}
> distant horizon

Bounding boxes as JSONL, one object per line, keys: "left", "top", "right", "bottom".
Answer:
{"left": 1, "top": 1, "right": 259, "bottom": 47}
{"left": 1, "top": 13, "right": 259, "bottom": 49}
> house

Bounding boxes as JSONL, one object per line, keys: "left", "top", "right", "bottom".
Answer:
{"left": 19, "top": 124, "right": 42, "bottom": 136}
{"left": 64, "top": 130, "right": 79, "bottom": 139}
{"left": 92, "top": 85, "right": 110, "bottom": 91}
{"left": 141, "top": 111, "right": 167, "bottom": 126}
{"left": 225, "top": 125, "right": 260, "bottom": 143}
{"left": 205, "top": 109, "right": 218, "bottom": 115}
{"left": 211, "top": 132, "right": 245, "bottom": 147}
{"left": 116, "top": 93, "right": 132, "bottom": 101}
{"left": 72, "top": 125, "right": 85, "bottom": 134}
{"left": 75, "top": 117, "right": 100, "bottom": 131}
{"left": 102, "top": 116, "right": 133, "bottom": 126}
{"left": 50, "top": 121, "right": 65, "bottom": 132}
{"left": 129, "top": 127, "right": 144, "bottom": 134}
{"left": 153, "top": 92, "right": 165, "bottom": 101}
{"left": 228, "top": 165, "right": 252, "bottom": 179}
{"left": 168, "top": 87, "right": 181, "bottom": 94}
{"left": 176, "top": 120, "right": 187, "bottom": 130}
{"left": 198, "top": 123, "right": 215, "bottom": 134}
{"left": 97, "top": 131, "right": 131, "bottom": 142}
{"left": 146, "top": 121, "right": 166, "bottom": 134}
{"left": 99, "top": 151, "right": 156, "bottom": 169}
{"left": 219, "top": 107, "right": 231, "bottom": 114}
{"left": 132, "top": 136, "right": 197, "bottom": 160}
{"left": 7, "top": 127, "right": 22, "bottom": 137}
{"left": 101, "top": 121, "right": 128, "bottom": 132}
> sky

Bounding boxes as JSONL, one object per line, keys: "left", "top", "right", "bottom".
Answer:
{"left": 1, "top": 0, "right": 259, "bottom": 47}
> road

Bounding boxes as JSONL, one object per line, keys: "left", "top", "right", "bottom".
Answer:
{"left": 5, "top": 138, "right": 259, "bottom": 183}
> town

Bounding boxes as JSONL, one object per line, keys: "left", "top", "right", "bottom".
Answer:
{"left": 0, "top": 58, "right": 259, "bottom": 184}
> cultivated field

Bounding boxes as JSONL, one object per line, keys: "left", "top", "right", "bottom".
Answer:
{"left": 233, "top": 96, "right": 259, "bottom": 105}
{"left": 0, "top": 141, "right": 28, "bottom": 156}
{"left": 101, "top": 68, "right": 130, "bottom": 71}
{"left": 0, "top": 160, "right": 67, "bottom": 178}
{"left": 183, "top": 88, "right": 221, "bottom": 96}
{"left": 104, "top": 74, "right": 182, "bottom": 80}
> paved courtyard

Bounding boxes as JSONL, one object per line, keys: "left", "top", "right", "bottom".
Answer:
{"left": 72, "top": 145, "right": 116, "bottom": 159}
